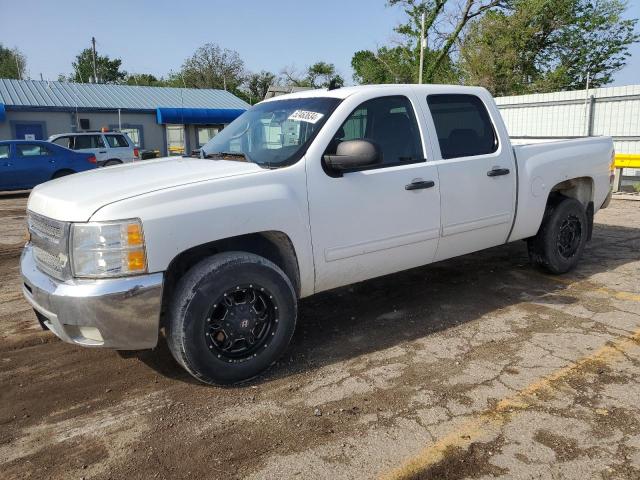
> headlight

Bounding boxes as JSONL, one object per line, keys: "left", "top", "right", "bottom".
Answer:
{"left": 71, "top": 219, "right": 147, "bottom": 278}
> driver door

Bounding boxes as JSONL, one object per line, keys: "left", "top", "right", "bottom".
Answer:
{"left": 306, "top": 92, "right": 441, "bottom": 292}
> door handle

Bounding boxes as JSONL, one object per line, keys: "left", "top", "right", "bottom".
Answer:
{"left": 487, "top": 167, "right": 510, "bottom": 177}
{"left": 49, "top": 160, "right": 56, "bottom": 164}
{"left": 405, "top": 180, "right": 435, "bottom": 191}
{"left": 98, "top": 150, "right": 107, "bottom": 154}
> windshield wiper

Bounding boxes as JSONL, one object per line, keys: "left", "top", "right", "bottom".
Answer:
{"left": 204, "top": 151, "right": 247, "bottom": 160}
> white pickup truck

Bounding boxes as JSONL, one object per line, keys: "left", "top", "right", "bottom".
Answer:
{"left": 21, "top": 85, "right": 614, "bottom": 385}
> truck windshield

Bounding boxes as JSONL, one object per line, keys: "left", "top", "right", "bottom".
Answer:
{"left": 200, "top": 97, "right": 341, "bottom": 168}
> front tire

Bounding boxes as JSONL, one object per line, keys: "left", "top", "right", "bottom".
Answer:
{"left": 527, "top": 197, "right": 588, "bottom": 274}
{"left": 166, "top": 252, "right": 297, "bottom": 385}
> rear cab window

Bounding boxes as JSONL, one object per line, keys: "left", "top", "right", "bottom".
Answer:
{"left": 427, "top": 94, "right": 498, "bottom": 159}
{"left": 0, "top": 144, "right": 9, "bottom": 158}
{"left": 105, "top": 135, "right": 130, "bottom": 148}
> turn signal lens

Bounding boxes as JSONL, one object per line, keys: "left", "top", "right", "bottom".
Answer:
{"left": 127, "top": 223, "right": 143, "bottom": 246}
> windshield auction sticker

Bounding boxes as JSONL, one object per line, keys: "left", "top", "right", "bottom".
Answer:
{"left": 288, "top": 110, "right": 324, "bottom": 124}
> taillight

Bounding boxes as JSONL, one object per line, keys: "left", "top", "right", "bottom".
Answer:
{"left": 87, "top": 155, "right": 97, "bottom": 164}
{"left": 609, "top": 150, "right": 616, "bottom": 184}
{"left": 133, "top": 148, "right": 139, "bottom": 159}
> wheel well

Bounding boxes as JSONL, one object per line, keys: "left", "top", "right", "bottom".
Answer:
{"left": 52, "top": 169, "right": 75, "bottom": 179}
{"left": 159, "top": 231, "right": 301, "bottom": 327}
{"left": 106, "top": 159, "right": 122, "bottom": 164}
{"left": 546, "top": 177, "right": 595, "bottom": 240}
{"left": 549, "top": 177, "right": 593, "bottom": 207}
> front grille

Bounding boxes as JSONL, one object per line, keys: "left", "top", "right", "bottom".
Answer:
{"left": 27, "top": 212, "right": 71, "bottom": 281}
{"left": 28, "top": 213, "right": 64, "bottom": 244}
{"left": 33, "top": 245, "right": 66, "bottom": 277}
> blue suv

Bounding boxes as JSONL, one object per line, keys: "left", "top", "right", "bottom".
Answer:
{"left": 0, "top": 140, "right": 97, "bottom": 191}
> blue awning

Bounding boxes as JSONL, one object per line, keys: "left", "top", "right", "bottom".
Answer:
{"left": 0, "top": 104, "right": 5, "bottom": 122}
{"left": 156, "top": 107, "right": 246, "bottom": 125}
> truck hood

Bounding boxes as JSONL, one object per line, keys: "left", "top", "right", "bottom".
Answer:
{"left": 28, "top": 157, "right": 263, "bottom": 221}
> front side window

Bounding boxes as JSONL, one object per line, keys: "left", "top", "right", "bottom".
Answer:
{"left": 325, "top": 96, "right": 423, "bottom": 166}
{"left": 427, "top": 94, "right": 498, "bottom": 159}
{"left": 74, "top": 135, "right": 105, "bottom": 149}
{"left": 105, "top": 134, "right": 129, "bottom": 148}
{"left": 0, "top": 145, "right": 9, "bottom": 159}
{"left": 17, "top": 144, "right": 50, "bottom": 157}
{"left": 201, "top": 97, "right": 341, "bottom": 168}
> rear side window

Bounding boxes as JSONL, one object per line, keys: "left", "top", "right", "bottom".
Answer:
{"left": 105, "top": 135, "right": 129, "bottom": 148}
{"left": 17, "top": 144, "right": 51, "bottom": 157}
{"left": 52, "top": 136, "right": 72, "bottom": 148}
{"left": 427, "top": 94, "right": 498, "bottom": 159}
{"left": 0, "top": 145, "right": 9, "bottom": 158}
{"left": 74, "top": 135, "right": 105, "bottom": 149}
{"left": 327, "top": 95, "right": 423, "bottom": 167}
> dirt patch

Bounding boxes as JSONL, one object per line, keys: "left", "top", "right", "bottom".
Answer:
{"left": 405, "top": 435, "right": 507, "bottom": 480}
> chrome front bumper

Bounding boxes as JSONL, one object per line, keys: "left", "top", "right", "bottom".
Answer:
{"left": 20, "top": 244, "right": 163, "bottom": 349}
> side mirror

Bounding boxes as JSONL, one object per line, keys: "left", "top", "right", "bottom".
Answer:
{"left": 323, "top": 139, "right": 382, "bottom": 175}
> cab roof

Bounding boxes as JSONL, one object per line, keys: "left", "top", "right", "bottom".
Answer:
{"left": 260, "top": 84, "right": 490, "bottom": 103}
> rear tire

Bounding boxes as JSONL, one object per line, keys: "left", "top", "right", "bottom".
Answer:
{"left": 104, "top": 160, "right": 122, "bottom": 167}
{"left": 166, "top": 252, "right": 297, "bottom": 385}
{"left": 527, "top": 197, "right": 588, "bottom": 274}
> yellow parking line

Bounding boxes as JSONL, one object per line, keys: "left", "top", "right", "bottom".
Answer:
{"left": 380, "top": 311, "right": 640, "bottom": 480}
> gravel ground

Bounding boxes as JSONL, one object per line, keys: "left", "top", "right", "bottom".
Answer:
{"left": 1, "top": 194, "right": 639, "bottom": 480}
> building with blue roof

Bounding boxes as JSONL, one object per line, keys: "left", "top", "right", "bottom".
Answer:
{"left": 0, "top": 79, "right": 250, "bottom": 156}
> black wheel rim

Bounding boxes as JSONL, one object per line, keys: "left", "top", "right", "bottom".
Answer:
{"left": 556, "top": 214, "right": 582, "bottom": 259}
{"left": 204, "top": 284, "right": 278, "bottom": 362}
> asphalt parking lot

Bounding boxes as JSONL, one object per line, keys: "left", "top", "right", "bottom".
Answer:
{"left": 1, "top": 194, "right": 639, "bottom": 480}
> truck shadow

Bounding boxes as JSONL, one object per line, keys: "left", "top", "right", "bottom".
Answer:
{"left": 137, "top": 221, "right": 640, "bottom": 386}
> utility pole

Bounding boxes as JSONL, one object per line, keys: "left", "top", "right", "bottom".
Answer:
{"left": 418, "top": 12, "right": 426, "bottom": 84}
{"left": 91, "top": 37, "right": 98, "bottom": 83}
{"left": 584, "top": 70, "right": 591, "bottom": 136}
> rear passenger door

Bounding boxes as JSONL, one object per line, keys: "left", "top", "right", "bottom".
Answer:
{"left": 424, "top": 93, "right": 516, "bottom": 261}
{"left": 13, "top": 143, "right": 57, "bottom": 188}
{"left": 73, "top": 135, "right": 108, "bottom": 163}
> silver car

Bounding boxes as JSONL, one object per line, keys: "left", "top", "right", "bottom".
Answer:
{"left": 48, "top": 131, "right": 138, "bottom": 167}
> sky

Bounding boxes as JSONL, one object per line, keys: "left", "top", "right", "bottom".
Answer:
{"left": 0, "top": 0, "right": 639, "bottom": 87}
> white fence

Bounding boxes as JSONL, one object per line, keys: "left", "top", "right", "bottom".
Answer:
{"left": 495, "top": 84, "right": 640, "bottom": 176}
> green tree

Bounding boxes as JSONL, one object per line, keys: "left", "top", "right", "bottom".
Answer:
{"left": 352, "top": 45, "right": 459, "bottom": 84}
{"left": 459, "top": 0, "right": 638, "bottom": 95}
{"left": 0, "top": 44, "right": 27, "bottom": 79}
{"left": 71, "top": 48, "right": 126, "bottom": 83}
{"left": 179, "top": 43, "right": 245, "bottom": 91}
{"left": 553, "top": 0, "right": 639, "bottom": 89}
{"left": 125, "top": 73, "right": 169, "bottom": 87}
{"left": 351, "top": 0, "right": 504, "bottom": 85}
{"left": 391, "top": 0, "right": 504, "bottom": 82}
{"left": 245, "top": 71, "right": 276, "bottom": 101}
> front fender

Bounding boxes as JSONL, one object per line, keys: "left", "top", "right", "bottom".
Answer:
{"left": 90, "top": 164, "right": 315, "bottom": 297}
